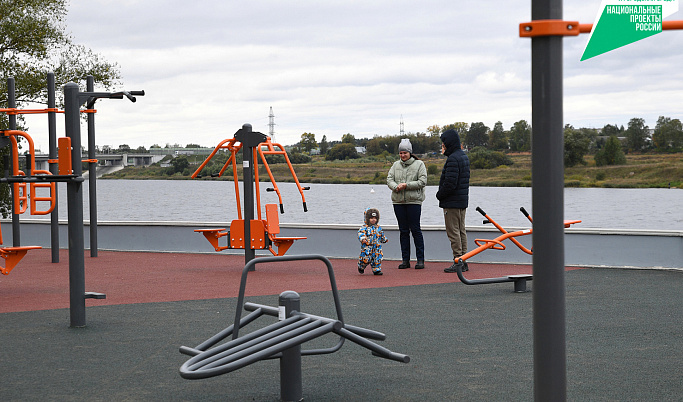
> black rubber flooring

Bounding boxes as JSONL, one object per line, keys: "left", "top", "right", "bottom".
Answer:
{"left": 1, "top": 268, "right": 681, "bottom": 401}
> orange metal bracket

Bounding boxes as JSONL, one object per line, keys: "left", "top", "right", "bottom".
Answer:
{"left": 519, "top": 20, "right": 581, "bottom": 37}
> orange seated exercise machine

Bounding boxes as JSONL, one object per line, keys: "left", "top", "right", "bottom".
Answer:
{"left": 195, "top": 204, "right": 306, "bottom": 256}
{"left": 191, "top": 125, "right": 308, "bottom": 260}
{"left": 455, "top": 206, "right": 580, "bottom": 292}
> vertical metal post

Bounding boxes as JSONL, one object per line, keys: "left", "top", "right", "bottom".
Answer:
{"left": 235, "top": 123, "right": 265, "bottom": 267}
{"left": 7, "top": 78, "right": 20, "bottom": 246}
{"left": 47, "top": 73, "right": 60, "bottom": 263}
{"left": 531, "top": 0, "right": 567, "bottom": 400}
{"left": 86, "top": 76, "right": 98, "bottom": 257}
{"left": 64, "top": 82, "right": 87, "bottom": 328}
{"left": 241, "top": 124, "right": 255, "bottom": 265}
{"left": 279, "top": 291, "right": 303, "bottom": 402}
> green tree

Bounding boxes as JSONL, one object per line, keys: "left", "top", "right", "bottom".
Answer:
{"left": 319, "top": 135, "right": 329, "bottom": 155}
{"left": 594, "top": 135, "right": 626, "bottom": 166}
{"left": 601, "top": 124, "right": 623, "bottom": 137}
{"left": 466, "top": 122, "right": 489, "bottom": 148}
{"left": 625, "top": 117, "right": 649, "bottom": 152}
{"left": 288, "top": 150, "right": 311, "bottom": 164}
{"left": 652, "top": 116, "right": 683, "bottom": 151}
{"left": 365, "top": 136, "right": 398, "bottom": 155}
{"left": 1, "top": 0, "right": 121, "bottom": 217}
{"left": 468, "top": 147, "right": 513, "bottom": 169}
{"left": 509, "top": 120, "right": 531, "bottom": 152}
{"left": 299, "top": 132, "right": 317, "bottom": 153}
{"left": 185, "top": 143, "right": 201, "bottom": 148}
{"left": 117, "top": 144, "right": 132, "bottom": 154}
{"left": 1, "top": 0, "right": 121, "bottom": 108}
{"left": 563, "top": 125, "right": 592, "bottom": 167}
{"left": 488, "top": 121, "right": 508, "bottom": 150}
{"left": 426, "top": 125, "right": 441, "bottom": 137}
{"left": 442, "top": 122, "right": 469, "bottom": 144}
{"left": 341, "top": 133, "right": 356, "bottom": 144}
{"left": 169, "top": 155, "right": 190, "bottom": 175}
{"left": 325, "top": 143, "right": 358, "bottom": 160}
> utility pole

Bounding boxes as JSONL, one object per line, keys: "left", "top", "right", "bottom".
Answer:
{"left": 268, "top": 107, "right": 276, "bottom": 142}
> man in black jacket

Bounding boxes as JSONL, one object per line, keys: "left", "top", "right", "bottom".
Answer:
{"left": 436, "top": 129, "right": 470, "bottom": 272}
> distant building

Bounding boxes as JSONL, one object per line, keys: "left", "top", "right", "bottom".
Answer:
{"left": 355, "top": 146, "right": 366, "bottom": 154}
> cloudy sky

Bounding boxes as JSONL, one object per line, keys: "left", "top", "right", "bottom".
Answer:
{"left": 28, "top": 0, "right": 683, "bottom": 149}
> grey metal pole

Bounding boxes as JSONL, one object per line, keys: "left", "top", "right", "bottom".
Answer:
{"left": 86, "top": 76, "right": 98, "bottom": 257}
{"left": 47, "top": 72, "right": 60, "bottom": 263}
{"left": 531, "top": 0, "right": 567, "bottom": 400}
{"left": 241, "top": 124, "right": 255, "bottom": 265}
{"left": 279, "top": 291, "right": 303, "bottom": 402}
{"left": 64, "top": 82, "right": 87, "bottom": 328}
{"left": 7, "top": 78, "right": 20, "bottom": 246}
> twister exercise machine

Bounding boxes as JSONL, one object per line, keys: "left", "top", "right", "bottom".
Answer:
{"left": 1, "top": 76, "right": 144, "bottom": 327}
{"left": 191, "top": 124, "right": 309, "bottom": 263}
{"left": 455, "top": 206, "right": 580, "bottom": 292}
{"left": 179, "top": 254, "right": 409, "bottom": 401}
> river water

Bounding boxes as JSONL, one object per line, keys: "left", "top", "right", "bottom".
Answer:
{"left": 30, "top": 180, "right": 681, "bottom": 231}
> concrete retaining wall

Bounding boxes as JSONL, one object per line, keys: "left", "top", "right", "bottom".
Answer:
{"left": 3, "top": 220, "right": 681, "bottom": 269}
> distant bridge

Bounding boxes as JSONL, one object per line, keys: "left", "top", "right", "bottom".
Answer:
{"left": 33, "top": 153, "right": 165, "bottom": 169}
{"left": 32, "top": 153, "right": 166, "bottom": 177}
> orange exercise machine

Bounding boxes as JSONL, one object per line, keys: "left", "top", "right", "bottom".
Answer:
{"left": 0, "top": 128, "right": 80, "bottom": 275}
{"left": 455, "top": 206, "right": 580, "bottom": 292}
{"left": 191, "top": 124, "right": 308, "bottom": 261}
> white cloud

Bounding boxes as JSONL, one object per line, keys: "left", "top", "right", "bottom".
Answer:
{"left": 20, "top": 0, "right": 682, "bottom": 148}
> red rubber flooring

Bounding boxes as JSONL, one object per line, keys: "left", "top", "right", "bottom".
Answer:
{"left": 0, "top": 249, "right": 582, "bottom": 313}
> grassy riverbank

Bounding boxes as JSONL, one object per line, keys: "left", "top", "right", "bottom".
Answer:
{"left": 103, "top": 153, "right": 682, "bottom": 188}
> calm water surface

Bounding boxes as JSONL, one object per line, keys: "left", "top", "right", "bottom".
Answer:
{"left": 35, "top": 180, "right": 682, "bottom": 231}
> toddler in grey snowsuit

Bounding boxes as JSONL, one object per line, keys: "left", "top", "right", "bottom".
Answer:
{"left": 358, "top": 208, "right": 388, "bottom": 275}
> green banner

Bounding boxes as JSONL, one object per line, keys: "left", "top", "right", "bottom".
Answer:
{"left": 581, "top": 1, "right": 678, "bottom": 61}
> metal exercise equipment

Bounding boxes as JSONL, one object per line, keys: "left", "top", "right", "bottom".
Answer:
{"left": 1, "top": 78, "right": 144, "bottom": 327}
{"left": 455, "top": 207, "right": 580, "bottom": 292}
{"left": 191, "top": 124, "right": 309, "bottom": 263}
{"left": 179, "top": 254, "right": 409, "bottom": 401}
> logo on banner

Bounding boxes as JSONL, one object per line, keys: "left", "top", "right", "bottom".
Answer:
{"left": 581, "top": 0, "right": 679, "bottom": 60}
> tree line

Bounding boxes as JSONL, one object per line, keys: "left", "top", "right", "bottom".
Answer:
{"left": 295, "top": 116, "right": 682, "bottom": 167}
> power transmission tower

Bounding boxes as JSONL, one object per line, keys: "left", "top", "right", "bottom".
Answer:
{"left": 268, "top": 106, "right": 276, "bottom": 141}
{"left": 400, "top": 115, "right": 405, "bottom": 137}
